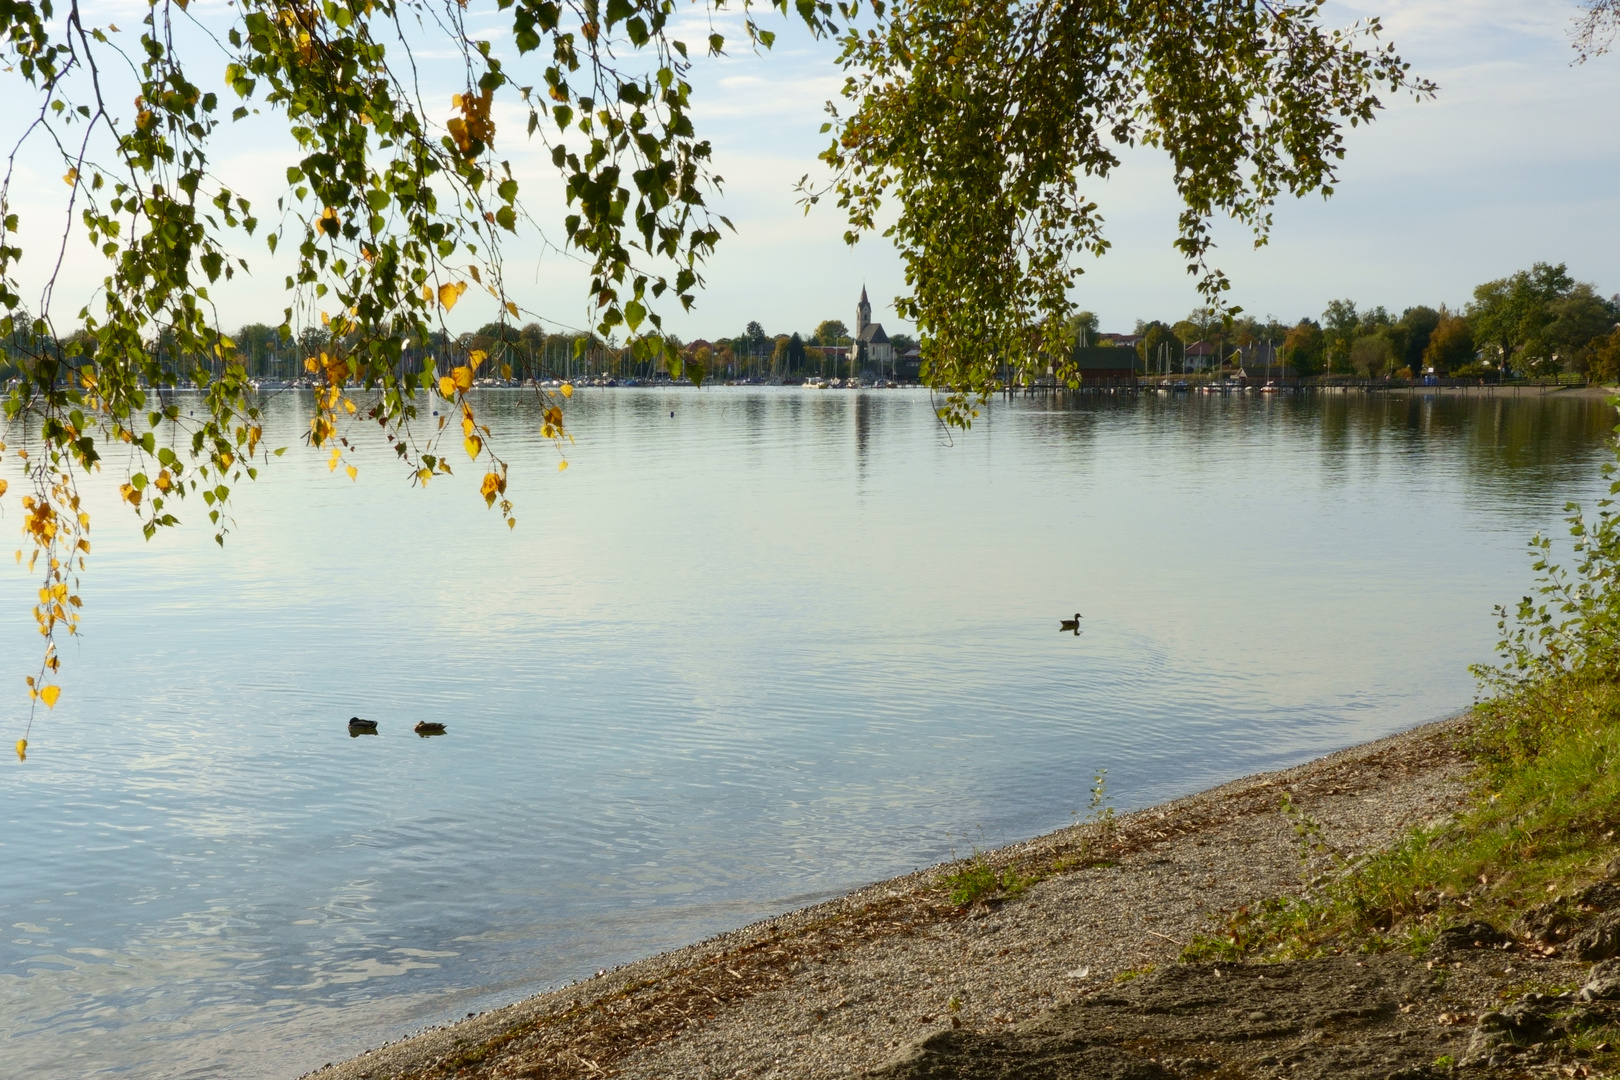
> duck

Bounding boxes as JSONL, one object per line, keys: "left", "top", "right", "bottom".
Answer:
{"left": 1059, "top": 613, "right": 1083, "bottom": 633}
{"left": 348, "top": 716, "right": 379, "bottom": 736}
{"left": 414, "top": 721, "right": 447, "bottom": 737}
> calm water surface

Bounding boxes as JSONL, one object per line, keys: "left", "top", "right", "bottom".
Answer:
{"left": 2, "top": 388, "right": 1615, "bottom": 1078}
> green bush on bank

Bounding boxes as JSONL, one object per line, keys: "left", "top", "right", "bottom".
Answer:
{"left": 1187, "top": 419, "right": 1620, "bottom": 962}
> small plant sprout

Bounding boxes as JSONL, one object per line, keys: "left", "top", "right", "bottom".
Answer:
{"left": 1089, "top": 768, "right": 1116, "bottom": 842}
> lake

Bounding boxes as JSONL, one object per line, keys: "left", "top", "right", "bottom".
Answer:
{"left": 2, "top": 387, "right": 1615, "bottom": 1078}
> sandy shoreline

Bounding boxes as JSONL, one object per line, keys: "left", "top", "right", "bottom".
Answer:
{"left": 305, "top": 715, "right": 1475, "bottom": 1080}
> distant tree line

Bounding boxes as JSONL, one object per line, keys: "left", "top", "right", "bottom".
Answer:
{"left": 678, "top": 319, "right": 918, "bottom": 382}
{"left": 11, "top": 265, "right": 1608, "bottom": 388}
{"left": 1121, "top": 263, "right": 1620, "bottom": 381}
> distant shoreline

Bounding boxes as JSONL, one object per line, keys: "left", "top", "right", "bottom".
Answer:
{"left": 1376, "top": 383, "right": 1617, "bottom": 398}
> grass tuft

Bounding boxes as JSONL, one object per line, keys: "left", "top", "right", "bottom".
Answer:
{"left": 940, "top": 854, "right": 1037, "bottom": 907}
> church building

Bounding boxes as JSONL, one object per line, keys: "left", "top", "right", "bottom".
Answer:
{"left": 848, "top": 286, "right": 894, "bottom": 376}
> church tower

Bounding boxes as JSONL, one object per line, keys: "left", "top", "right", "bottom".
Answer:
{"left": 856, "top": 285, "right": 871, "bottom": 340}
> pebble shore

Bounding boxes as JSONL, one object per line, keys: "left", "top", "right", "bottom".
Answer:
{"left": 305, "top": 715, "right": 1472, "bottom": 1080}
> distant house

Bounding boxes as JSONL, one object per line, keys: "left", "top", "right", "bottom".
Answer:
{"left": 1183, "top": 340, "right": 1220, "bottom": 370}
{"left": 896, "top": 346, "right": 922, "bottom": 381}
{"left": 1098, "top": 333, "right": 1144, "bottom": 350}
{"left": 1070, "top": 344, "right": 1136, "bottom": 387}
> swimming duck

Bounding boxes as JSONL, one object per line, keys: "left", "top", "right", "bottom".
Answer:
{"left": 414, "top": 721, "right": 447, "bottom": 737}
{"left": 1059, "top": 613, "right": 1083, "bottom": 633}
{"left": 348, "top": 716, "right": 379, "bottom": 736}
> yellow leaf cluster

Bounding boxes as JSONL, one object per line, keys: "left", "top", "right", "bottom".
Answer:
{"left": 22, "top": 496, "right": 57, "bottom": 544}
{"left": 541, "top": 405, "right": 566, "bottom": 439}
{"left": 319, "top": 351, "right": 350, "bottom": 384}
{"left": 119, "top": 482, "right": 141, "bottom": 507}
{"left": 438, "top": 281, "right": 468, "bottom": 310}
{"left": 479, "top": 470, "right": 506, "bottom": 506}
{"left": 438, "top": 365, "right": 474, "bottom": 399}
{"left": 447, "top": 88, "right": 495, "bottom": 158}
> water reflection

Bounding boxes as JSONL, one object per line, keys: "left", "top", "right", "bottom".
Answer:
{"left": 0, "top": 388, "right": 1614, "bottom": 1080}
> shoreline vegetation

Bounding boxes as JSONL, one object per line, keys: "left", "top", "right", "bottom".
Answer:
{"left": 310, "top": 422, "right": 1620, "bottom": 1080}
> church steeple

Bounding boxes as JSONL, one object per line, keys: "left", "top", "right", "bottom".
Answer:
{"left": 856, "top": 285, "right": 871, "bottom": 339}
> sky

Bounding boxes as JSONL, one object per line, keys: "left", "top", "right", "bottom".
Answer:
{"left": 5, "top": 0, "right": 1618, "bottom": 342}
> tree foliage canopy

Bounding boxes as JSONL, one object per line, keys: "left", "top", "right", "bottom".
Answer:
{"left": 812, "top": 0, "right": 1431, "bottom": 419}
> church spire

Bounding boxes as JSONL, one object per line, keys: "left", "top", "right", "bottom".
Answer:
{"left": 856, "top": 285, "right": 871, "bottom": 339}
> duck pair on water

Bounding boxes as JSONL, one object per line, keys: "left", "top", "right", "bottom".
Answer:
{"left": 348, "top": 717, "right": 447, "bottom": 738}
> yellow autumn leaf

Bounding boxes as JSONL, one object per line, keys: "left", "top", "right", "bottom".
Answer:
{"left": 464, "top": 434, "right": 482, "bottom": 459}
{"left": 560, "top": 383, "right": 574, "bottom": 398}
{"left": 438, "top": 375, "right": 456, "bottom": 398}
{"left": 469, "top": 349, "right": 487, "bottom": 369}
{"left": 63, "top": 167, "right": 78, "bottom": 186}
{"left": 558, "top": 460, "right": 568, "bottom": 471}
{"left": 480, "top": 471, "right": 500, "bottom": 505}
{"left": 0, "top": 478, "right": 7, "bottom": 498}
{"left": 438, "top": 281, "right": 468, "bottom": 310}
{"left": 505, "top": 301, "right": 519, "bottom": 318}
{"left": 462, "top": 414, "right": 476, "bottom": 437}
{"left": 15, "top": 738, "right": 24, "bottom": 761}
{"left": 451, "top": 365, "right": 474, "bottom": 392}
{"left": 40, "top": 685, "right": 61, "bottom": 708}
{"left": 346, "top": 465, "right": 358, "bottom": 482}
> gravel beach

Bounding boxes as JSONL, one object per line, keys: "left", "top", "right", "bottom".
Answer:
{"left": 305, "top": 715, "right": 1475, "bottom": 1080}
